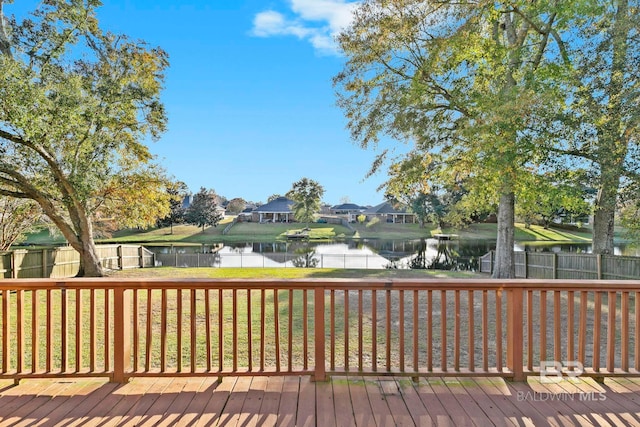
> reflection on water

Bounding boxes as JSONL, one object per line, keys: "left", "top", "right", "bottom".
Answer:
{"left": 147, "top": 239, "right": 637, "bottom": 271}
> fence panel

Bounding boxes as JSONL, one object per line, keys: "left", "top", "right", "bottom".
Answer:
{"left": 482, "top": 251, "right": 640, "bottom": 280}
{"left": 557, "top": 254, "right": 598, "bottom": 280}
{"left": 1, "top": 245, "right": 152, "bottom": 279}
{"left": 602, "top": 256, "right": 640, "bottom": 280}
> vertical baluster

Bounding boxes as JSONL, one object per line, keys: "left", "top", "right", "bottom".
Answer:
{"left": 274, "top": 289, "right": 280, "bottom": 372}
{"left": 372, "top": 290, "right": 377, "bottom": 372}
{"left": 414, "top": 290, "right": 419, "bottom": 373}
{"left": 1, "top": 287, "right": 8, "bottom": 374}
{"left": 554, "top": 291, "right": 561, "bottom": 364}
{"left": 496, "top": 290, "right": 502, "bottom": 372}
{"left": 469, "top": 290, "right": 475, "bottom": 372}
{"left": 358, "top": 290, "right": 364, "bottom": 372}
{"left": 205, "top": 289, "right": 211, "bottom": 372}
{"left": 399, "top": 290, "right": 405, "bottom": 372}
{"left": 568, "top": 291, "right": 575, "bottom": 368}
{"left": 578, "top": 291, "right": 587, "bottom": 367}
{"left": 46, "top": 289, "right": 53, "bottom": 373}
{"left": 133, "top": 289, "right": 139, "bottom": 373}
{"left": 441, "top": 290, "right": 447, "bottom": 372}
{"left": 303, "top": 289, "right": 308, "bottom": 371}
{"left": 104, "top": 289, "right": 110, "bottom": 372}
{"left": 16, "top": 290, "right": 24, "bottom": 375}
{"left": 593, "top": 292, "right": 602, "bottom": 372}
{"left": 527, "top": 290, "right": 533, "bottom": 372}
{"left": 145, "top": 289, "right": 152, "bottom": 372}
{"left": 191, "top": 289, "right": 197, "bottom": 373}
{"left": 288, "top": 289, "right": 293, "bottom": 373}
{"left": 635, "top": 292, "right": 640, "bottom": 372}
{"left": 344, "top": 289, "right": 349, "bottom": 372}
{"left": 32, "top": 290, "right": 40, "bottom": 373}
{"left": 454, "top": 290, "right": 460, "bottom": 372}
{"left": 540, "top": 291, "right": 547, "bottom": 364}
{"left": 218, "top": 289, "right": 224, "bottom": 372}
{"left": 61, "top": 289, "right": 67, "bottom": 373}
{"left": 177, "top": 289, "right": 183, "bottom": 372}
{"left": 386, "top": 290, "right": 391, "bottom": 372}
{"left": 75, "top": 289, "right": 82, "bottom": 372}
{"left": 428, "top": 290, "right": 433, "bottom": 371}
{"left": 90, "top": 289, "right": 96, "bottom": 372}
{"left": 621, "top": 292, "right": 629, "bottom": 372}
{"left": 248, "top": 290, "right": 253, "bottom": 372}
{"left": 482, "top": 290, "right": 488, "bottom": 372}
{"left": 607, "top": 291, "right": 616, "bottom": 373}
{"left": 160, "top": 289, "right": 167, "bottom": 372}
{"left": 330, "top": 290, "right": 335, "bottom": 371}
{"left": 260, "top": 289, "right": 265, "bottom": 371}
{"left": 232, "top": 289, "right": 237, "bottom": 372}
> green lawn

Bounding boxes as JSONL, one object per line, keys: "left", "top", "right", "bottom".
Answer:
{"left": 22, "top": 218, "right": 616, "bottom": 248}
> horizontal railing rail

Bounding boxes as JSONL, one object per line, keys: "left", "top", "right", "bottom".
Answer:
{"left": 1, "top": 279, "right": 639, "bottom": 383}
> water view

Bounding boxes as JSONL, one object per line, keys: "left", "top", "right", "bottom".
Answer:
{"left": 147, "top": 239, "right": 639, "bottom": 271}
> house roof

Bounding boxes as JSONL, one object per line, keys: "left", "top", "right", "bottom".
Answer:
{"left": 254, "top": 197, "right": 294, "bottom": 213}
{"left": 363, "top": 201, "right": 411, "bottom": 215}
{"left": 331, "top": 203, "right": 363, "bottom": 211}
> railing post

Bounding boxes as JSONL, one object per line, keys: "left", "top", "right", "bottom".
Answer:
{"left": 313, "top": 285, "right": 327, "bottom": 381}
{"left": 506, "top": 287, "right": 524, "bottom": 381}
{"left": 112, "top": 287, "right": 132, "bottom": 383}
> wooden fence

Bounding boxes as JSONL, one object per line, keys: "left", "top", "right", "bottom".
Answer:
{"left": 1, "top": 278, "right": 640, "bottom": 384}
{"left": 480, "top": 251, "right": 640, "bottom": 280}
{"left": 0, "top": 245, "right": 155, "bottom": 279}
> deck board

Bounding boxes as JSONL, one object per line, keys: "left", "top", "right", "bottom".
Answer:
{"left": 1, "top": 375, "right": 640, "bottom": 426}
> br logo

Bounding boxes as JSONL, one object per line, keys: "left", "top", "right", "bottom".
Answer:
{"left": 540, "top": 361, "right": 584, "bottom": 383}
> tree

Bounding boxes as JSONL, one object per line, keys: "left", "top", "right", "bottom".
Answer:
{"left": 335, "top": 0, "right": 572, "bottom": 277}
{"left": 384, "top": 152, "right": 465, "bottom": 228}
{"left": 516, "top": 172, "right": 591, "bottom": 229}
{"left": 226, "top": 197, "right": 247, "bottom": 215}
{"left": 157, "top": 181, "right": 189, "bottom": 234}
{"left": 0, "top": 1, "right": 168, "bottom": 276}
{"left": 0, "top": 196, "right": 42, "bottom": 251}
{"left": 541, "top": 0, "right": 639, "bottom": 254}
{"left": 185, "top": 187, "right": 222, "bottom": 233}
{"left": 267, "top": 194, "right": 282, "bottom": 203}
{"left": 286, "top": 178, "right": 325, "bottom": 227}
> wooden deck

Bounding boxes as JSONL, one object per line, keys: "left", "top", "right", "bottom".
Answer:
{"left": 1, "top": 375, "right": 640, "bottom": 426}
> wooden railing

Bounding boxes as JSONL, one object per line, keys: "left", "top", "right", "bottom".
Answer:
{"left": 1, "top": 278, "right": 639, "bottom": 383}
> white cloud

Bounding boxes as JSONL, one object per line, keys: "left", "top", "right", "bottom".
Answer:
{"left": 251, "top": 0, "right": 360, "bottom": 55}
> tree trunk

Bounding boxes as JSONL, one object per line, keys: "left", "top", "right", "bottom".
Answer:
{"left": 492, "top": 191, "right": 515, "bottom": 279}
{"left": 592, "top": 173, "right": 619, "bottom": 254}
{"left": 76, "top": 238, "right": 104, "bottom": 277}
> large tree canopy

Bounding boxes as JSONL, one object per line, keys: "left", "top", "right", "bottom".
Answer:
{"left": 0, "top": 0, "right": 169, "bottom": 276}
{"left": 542, "top": 0, "right": 640, "bottom": 254}
{"left": 335, "top": 0, "right": 570, "bottom": 277}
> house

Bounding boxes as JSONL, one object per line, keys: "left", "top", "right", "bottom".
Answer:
{"left": 363, "top": 201, "right": 416, "bottom": 224}
{"left": 251, "top": 197, "right": 296, "bottom": 223}
{"left": 330, "top": 203, "right": 366, "bottom": 222}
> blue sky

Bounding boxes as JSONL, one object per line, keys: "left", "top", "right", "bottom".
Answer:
{"left": 10, "top": 0, "right": 397, "bottom": 206}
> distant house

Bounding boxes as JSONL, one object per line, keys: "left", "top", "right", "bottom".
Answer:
{"left": 363, "top": 201, "right": 416, "bottom": 224}
{"left": 330, "top": 203, "right": 366, "bottom": 222}
{"left": 251, "top": 197, "right": 295, "bottom": 223}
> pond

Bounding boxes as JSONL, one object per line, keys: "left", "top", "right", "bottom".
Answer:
{"left": 146, "top": 239, "right": 639, "bottom": 271}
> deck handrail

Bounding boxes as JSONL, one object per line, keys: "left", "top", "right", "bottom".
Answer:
{"left": 1, "top": 278, "right": 640, "bottom": 383}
